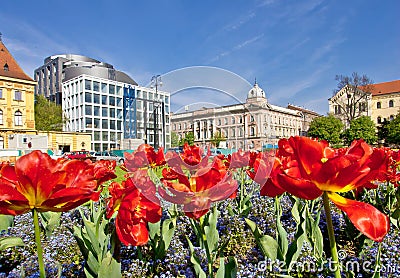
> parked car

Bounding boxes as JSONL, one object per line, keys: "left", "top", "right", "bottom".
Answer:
{"left": 64, "top": 151, "right": 96, "bottom": 162}
{"left": 92, "top": 151, "right": 124, "bottom": 164}
{"left": 167, "top": 147, "right": 183, "bottom": 153}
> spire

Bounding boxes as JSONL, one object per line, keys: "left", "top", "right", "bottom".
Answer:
{"left": 254, "top": 77, "right": 257, "bottom": 85}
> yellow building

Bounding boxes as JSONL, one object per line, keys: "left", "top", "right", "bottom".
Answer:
{"left": 0, "top": 38, "right": 37, "bottom": 149}
{"left": 329, "top": 79, "right": 400, "bottom": 128}
{"left": 369, "top": 80, "right": 400, "bottom": 125}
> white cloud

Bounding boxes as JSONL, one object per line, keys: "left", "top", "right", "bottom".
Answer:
{"left": 207, "top": 34, "right": 264, "bottom": 63}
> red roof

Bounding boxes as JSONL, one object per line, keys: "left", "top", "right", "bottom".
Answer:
{"left": 0, "top": 40, "right": 34, "bottom": 82}
{"left": 364, "top": 80, "right": 400, "bottom": 96}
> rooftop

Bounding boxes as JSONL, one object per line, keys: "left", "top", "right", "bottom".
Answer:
{"left": 0, "top": 40, "right": 34, "bottom": 82}
{"left": 363, "top": 80, "right": 400, "bottom": 96}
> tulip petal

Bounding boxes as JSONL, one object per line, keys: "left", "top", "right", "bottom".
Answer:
{"left": 260, "top": 179, "right": 285, "bottom": 197}
{"left": 328, "top": 192, "right": 390, "bottom": 242}
{"left": 276, "top": 172, "right": 322, "bottom": 200}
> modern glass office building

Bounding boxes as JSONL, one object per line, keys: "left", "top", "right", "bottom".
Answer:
{"left": 35, "top": 54, "right": 170, "bottom": 151}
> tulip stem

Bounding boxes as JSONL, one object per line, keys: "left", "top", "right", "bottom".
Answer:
{"left": 322, "top": 192, "right": 341, "bottom": 278}
{"left": 198, "top": 216, "right": 214, "bottom": 278}
{"left": 33, "top": 209, "right": 46, "bottom": 278}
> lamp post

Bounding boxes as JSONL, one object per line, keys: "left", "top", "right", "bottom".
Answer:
{"left": 346, "top": 92, "right": 352, "bottom": 128}
{"left": 150, "top": 75, "right": 163, "bottom": 149}
{"left": 243, "top": 104, "right": 246, "bottom": 150}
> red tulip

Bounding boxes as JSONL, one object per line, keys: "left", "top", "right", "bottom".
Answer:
{"left": 124, "top": 144, "right": 165, "bottom": 170}
{"left": 165, "top": 143, "right": 210, "bottom": 175}
{"left": 227, "top": 149, "right": 251, "bottom": 169}
{"left": 247, "top": 150, "right": 276, "bottom": 188}
{"left": 106, "top": 178, "right": 161, "bottom": 246}
{"left": 270, "top": 136, "right": 390, "bottom": 242}
{"left": 0, "top": 150, "right": 116, "bottom": 216}
{"left": 159, "top": 157, "right": 237, "bottom": 219}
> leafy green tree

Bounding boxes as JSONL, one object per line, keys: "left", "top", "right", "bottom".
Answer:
{"left": 377, "top": 119, "right": 390, "bottom": 145}
{"left": 386, "top": 112, "right": 400, "bottom": 145}
{"left": 210, "top": 131, "right": 225, "bottom": 148}
{"left": 34, "top": 95, "right": 65, "bottom": 131}
{"left": 171, "top": 132, "right": 180, "bottom": 147}
{"left": 308, "top": 115, "right": 344, "bottom": 144}
{"left": 343, "top": 116, "right": 377, "bottom": 145}
{"left": 179, "top": 131, "right": 194, "bottom": 146}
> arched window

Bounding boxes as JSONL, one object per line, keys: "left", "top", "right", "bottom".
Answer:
{"left": 0, "top": 109, "right": 3, "bottom": 125}
{"left": 14, "top": 110, "right": 23, "bottom": 126}
{"left": 377, "top": 116, "right": 382, "bottom": 124}
{"left": 389, "top": 100, "right": 394, "bottom": 107}
{"left": 390, "top": 115, "right": 394, "bottom": 121}
{"left": 377, "top": 102, "right": 381, "bottom": 109}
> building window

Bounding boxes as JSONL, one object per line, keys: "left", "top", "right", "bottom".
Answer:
{"left": 389, "top": 100, "right": 394, "bottom": 107}
{"left": 231, "top": 117, "right": 235, "bottom": 124}
{"left": 377, "top": 116, "right": 382, "bottom": 124}
{"left": 3, "top": 63, "right": 9, "bottom": 71}
{"left": 0, "top": 110, "right": 2, "bottom": 124}
{"left": 14, "top": 91, "right": 22, "bottom": 101}
{"left": 101, "top": 83, "right": 107, "bottom": 93}
{"left": 109, "top": 85, "right": 115, "bottom": 94}
{"left": 250, "top": 127, "right": 255, "bottom": 136}
{"left": 85, "top": 80, "right": 91, "bottom": 91}
{"left": 0, "top": 136, "right": 3, "bottom": 149}
{"left": 359, "top": 102, "right": 366, "bottom": 112}
{"left": 0, "top": 88, "right": 2, "bottom": 98}
{"left": 377, "top": 102, "right": 381, "bottom": 109}
{"left": 390, "top": 115, "right": 394, "bottom": 121}
{"left": 93, "top": 81, "right": 100, "bottom": 92}
{"left": 14, "top": 110, "right": 23, "bottom": 126}
{"left": 94, "top": 94, "right": 100, "bottom": 104}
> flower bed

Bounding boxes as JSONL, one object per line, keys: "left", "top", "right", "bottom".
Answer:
{"left": 0, "top": 137, "right": 399, "bottom": 278}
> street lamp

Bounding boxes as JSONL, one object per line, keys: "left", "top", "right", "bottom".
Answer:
{"left": 151, "top": 75, "right": 162, "bottom": 92}
{"left": 347, "top": 92, "right": 352, "bottom": 127}
{"left": 150, "top": 75, "right": 164, "bottom": 149}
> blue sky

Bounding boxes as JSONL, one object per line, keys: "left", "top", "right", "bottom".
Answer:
{"left": 1, "top": 0, "right": 399, "bottom": 114}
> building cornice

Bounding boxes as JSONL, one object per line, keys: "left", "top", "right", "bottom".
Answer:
{"left": 0, "top": 76, "right": 37, "bottom": 86}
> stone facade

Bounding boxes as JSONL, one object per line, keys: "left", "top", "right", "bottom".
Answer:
{"left": 171, "top": 82, "right": 320, "bottom": 151}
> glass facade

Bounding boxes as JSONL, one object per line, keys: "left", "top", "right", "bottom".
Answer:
{"left": 62, "top": 76, "right": 171, "bottom": 151}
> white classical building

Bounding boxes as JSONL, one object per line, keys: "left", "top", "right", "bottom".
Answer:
{"left": 171, "top": 82, "right": 320, "bottom": 151}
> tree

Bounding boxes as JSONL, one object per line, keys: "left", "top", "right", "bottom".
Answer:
{"left": 342, "top": 116, "right": 377, "bottom": 145}
{"left": 179, "top": 131, "right": 194, "bottom": 146}
{"left": 308, "top": 115, "right": 344, "bottom": 144}
{"left": 331, "top": 72, "right": 374, "bottom": 126}
{"left": 171, "top": 132, "right": 180, "bottom": 147}
{"left": 210, "top": 131, "right": 225, "bottom": 148}
{"left": 386, "top": 112, "right": 400, "bottom": 145}
{"left": 34, "top": 95, "right": 66, "bottom": 131}
{"left": 377, "top": 119, "right": 390, "bottom": 145}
